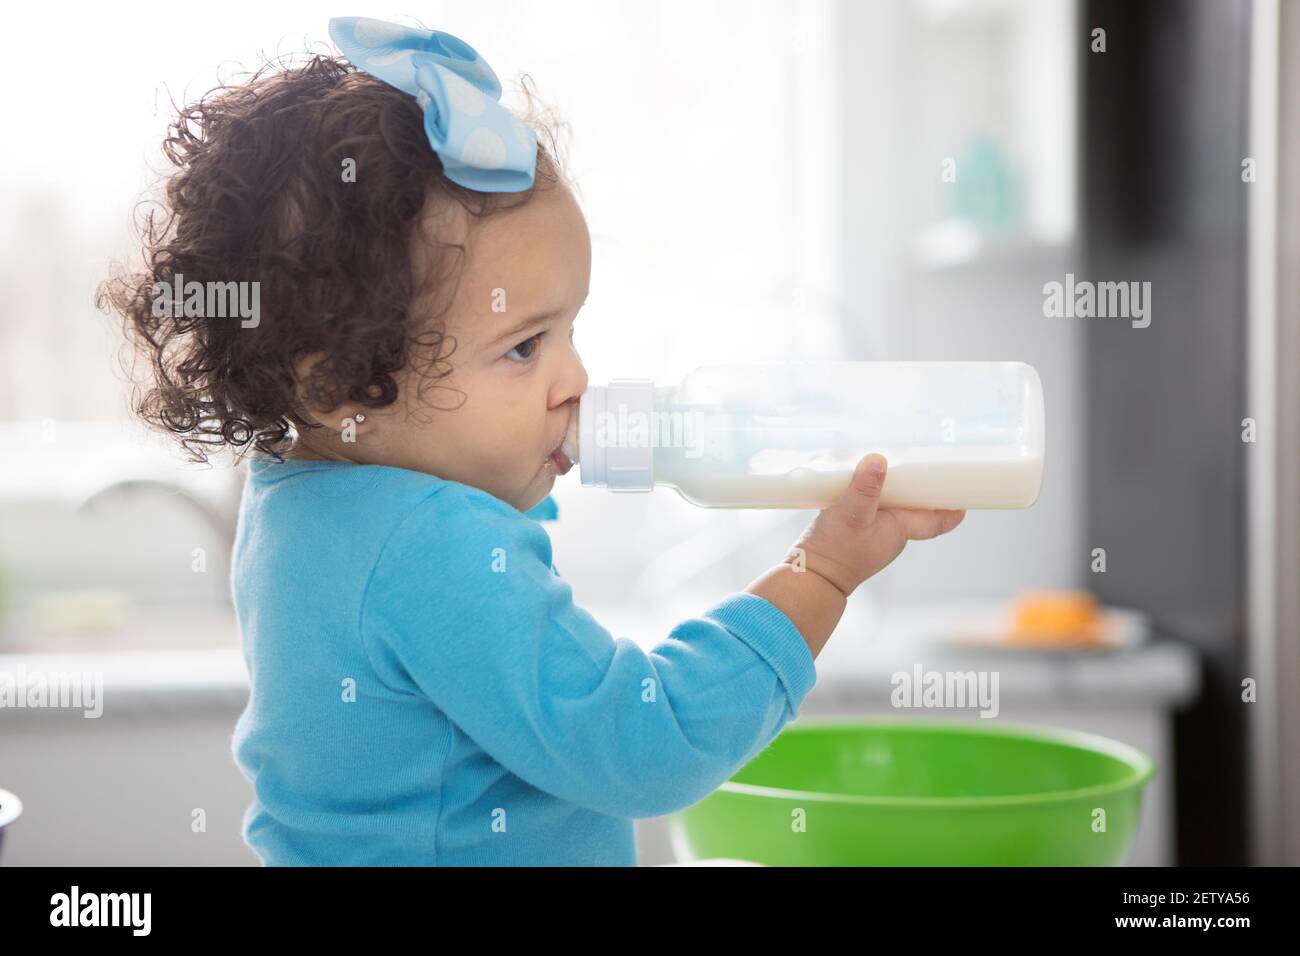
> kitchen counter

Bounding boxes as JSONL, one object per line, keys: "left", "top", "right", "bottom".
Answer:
{"left": 0, "top": 597, "right": 1199, "bottom": 866}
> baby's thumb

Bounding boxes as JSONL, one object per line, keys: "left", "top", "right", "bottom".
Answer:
{"left": 834, "top": 454, "right": 888, "bottom": 530}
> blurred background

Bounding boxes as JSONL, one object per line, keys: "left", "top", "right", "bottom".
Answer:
{"left": 0, "top": 0, "right": 1296, "bottom": 866}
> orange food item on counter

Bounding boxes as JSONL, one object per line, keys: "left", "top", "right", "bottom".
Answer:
{"left": 1008, "top": 590, "right": 1105, "bottom": 644}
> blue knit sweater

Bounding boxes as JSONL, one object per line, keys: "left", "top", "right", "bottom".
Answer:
{"left": 230, "top": 457, "right": 817, "bottom": 865}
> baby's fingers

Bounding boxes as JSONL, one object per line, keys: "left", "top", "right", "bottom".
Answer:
{"left": 832, "top": 454, "right": 888, "bottom": 531}
{"left": 885, "top": 507, "right": 966, "bottom": 540}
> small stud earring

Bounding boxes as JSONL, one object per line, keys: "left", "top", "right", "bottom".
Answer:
{"left": 354, "top": 413, "right": 366, "bottom": 424}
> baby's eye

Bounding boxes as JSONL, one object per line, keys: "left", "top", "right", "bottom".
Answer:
{"left": 505, "top": 332, "right": 544, "bottom": 363}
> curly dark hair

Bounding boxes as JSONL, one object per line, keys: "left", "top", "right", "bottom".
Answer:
{"left": 97, "top": 52, "right": 568, "bottom": 463}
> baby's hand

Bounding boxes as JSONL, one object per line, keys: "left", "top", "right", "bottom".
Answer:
{"left": 784, "top": 454, "right": 965, "bottom": 597}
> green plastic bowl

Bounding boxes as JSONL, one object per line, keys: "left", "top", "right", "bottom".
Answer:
{"left": 668, "top": 718, "right": 1155, "bottom": 866}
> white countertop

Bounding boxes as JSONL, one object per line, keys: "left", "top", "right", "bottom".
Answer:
{"left": 0, "top": 597, "right": 1201, "bottom": 713}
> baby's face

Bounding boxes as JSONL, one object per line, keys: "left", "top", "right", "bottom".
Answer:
{"left": 305, "top": 181, "right": 591, "bottom": 513}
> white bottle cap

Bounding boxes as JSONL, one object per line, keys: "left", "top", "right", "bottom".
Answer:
{"left": 578, "top": 380, "right": 655, "bottom": 492}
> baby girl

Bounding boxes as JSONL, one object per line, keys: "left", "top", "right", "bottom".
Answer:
{"left": 98, "top": 17, "right": 964, "bottom": 866}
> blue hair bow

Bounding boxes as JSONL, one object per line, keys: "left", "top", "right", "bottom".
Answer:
{"left": 328, "top": 16, "right": 537, "bottom": 192}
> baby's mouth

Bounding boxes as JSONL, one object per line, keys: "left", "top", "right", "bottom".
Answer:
{"left": 546, "top": 414, "right": 579, "bottom": 476}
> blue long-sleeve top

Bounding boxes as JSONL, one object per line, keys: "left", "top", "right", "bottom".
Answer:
{"left": 229, "top": 457, "right": 818, "bottom": 865}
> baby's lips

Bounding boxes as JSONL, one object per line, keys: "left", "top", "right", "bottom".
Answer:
{"left": 560, "top": 412, "right": 579, "bottom": 464}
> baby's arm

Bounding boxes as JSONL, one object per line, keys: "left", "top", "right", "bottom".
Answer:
{"left": 360, "top": 487, "right": 817, "bottom": 819}
{"left": 748, "top": 455, "right": 965, "bottom": 658}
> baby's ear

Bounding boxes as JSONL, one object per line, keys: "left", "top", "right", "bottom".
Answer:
{"left": 290, "top": 352, "right": 328, "bottom": 427}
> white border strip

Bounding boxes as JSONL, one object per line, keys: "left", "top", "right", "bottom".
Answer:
{"left": 1247, "top": 0, "right": 1281, "bottom": 866}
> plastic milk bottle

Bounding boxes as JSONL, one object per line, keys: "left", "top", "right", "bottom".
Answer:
{"left": 570, "top": 361, "right": 1045, "bottom": 510}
